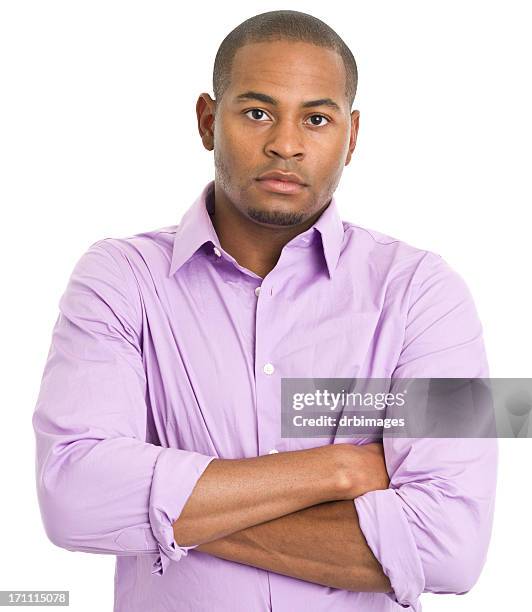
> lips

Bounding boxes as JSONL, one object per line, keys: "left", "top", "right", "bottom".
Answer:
{"left": 255, "top": 171, "right": 307, "bottom": 194}
{"left": 257, "top": 171, "right": 306, "bottom": 185}
{"left": 255, "top": 178, "right": 306, "bottom": 194}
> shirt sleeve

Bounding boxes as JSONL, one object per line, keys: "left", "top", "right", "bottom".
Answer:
{"left": 353, "top": 252, "right": 498, "bottom": 608}
{"left": 32, "top": 239, "right": 217, "bottom": 577}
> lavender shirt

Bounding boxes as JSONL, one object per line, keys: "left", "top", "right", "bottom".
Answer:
{"left": 33, "top": 179, "right": 497, "bottom": 611}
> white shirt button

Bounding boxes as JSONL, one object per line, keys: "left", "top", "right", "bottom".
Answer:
{"left": 268, "top": 448, "right": 279, "bottom": 454}
{"left": 263, "top": 363, "right": 275, "bottom": 375}
{"left": 255, "top": 286, "right": 261, "bottom": 296}
{"left": 213, "top": 246, "right": 221, "bottom": 257}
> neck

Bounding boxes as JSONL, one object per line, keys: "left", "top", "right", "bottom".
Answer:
{"left": 211, "top": 183, "right": 325, "bottom": 278}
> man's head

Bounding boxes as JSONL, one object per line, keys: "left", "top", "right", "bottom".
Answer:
{"left": 197, "top": 10, "right": 360, "bottom": 229}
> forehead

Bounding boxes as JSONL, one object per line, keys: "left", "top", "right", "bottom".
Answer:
{"left": 229, "top": 40, "right": 346, "bottom": 99}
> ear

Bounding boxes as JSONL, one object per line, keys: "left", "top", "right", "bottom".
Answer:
{"left": 196, "top": 93, "right": 217, "bottom": 151}
{"left": 345, "top": 110, "right": 360, "bottom": 166}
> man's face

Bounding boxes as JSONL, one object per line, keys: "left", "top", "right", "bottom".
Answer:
{"left": 199, "top": 39, "right": 359, "bottom": 227}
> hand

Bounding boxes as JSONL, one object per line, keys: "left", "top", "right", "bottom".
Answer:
{"left": 331, "top": 442, "right": 390, "bottom": 499}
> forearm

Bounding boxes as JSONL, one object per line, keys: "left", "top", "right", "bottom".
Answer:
{"left": 173, "top": 445, "right": 349, "bottom": 546}
{"left": 195, "top": 498, "right": 392, "bottom": 593}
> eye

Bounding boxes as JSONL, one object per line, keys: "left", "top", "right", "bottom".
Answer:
{"left": 244, "top": 109, "right": 270, "bottom": 122}
{"left": 306, "top": 114, "right": 330, "bottom": 127}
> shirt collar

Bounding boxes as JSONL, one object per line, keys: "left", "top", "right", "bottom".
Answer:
{"left": 168, "top": 181, "right": 219, "bottom": 278}
{"left": 168, "top": 179, "right": 344, "bottom": 279}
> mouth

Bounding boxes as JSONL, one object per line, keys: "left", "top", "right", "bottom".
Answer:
{"left": 255, "top": 178, "right": 307, "bottom": 195}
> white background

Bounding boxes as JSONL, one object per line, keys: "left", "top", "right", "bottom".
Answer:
{"left": 1, "top": 1, "right": 530, "bottom": 610}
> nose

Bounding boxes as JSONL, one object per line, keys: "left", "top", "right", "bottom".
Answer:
{"left": 264, "top": 118, "right": 305, "bottom": 161}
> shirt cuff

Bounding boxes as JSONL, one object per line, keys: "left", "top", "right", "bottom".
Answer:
{"left": 148, "top": 447, "right": 217, "bottom": 576}
{"left": 354, "top": 488, "right": 425, "bottom": 608}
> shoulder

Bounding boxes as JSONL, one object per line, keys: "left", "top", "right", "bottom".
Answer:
{"left": 340, "top": 220, "right": 442, "bottom": 279}
{"left": 76, "top": 225, "right": 178, "bottom": 286}
{"left": 342, "top": 220, "right": 430, "bottom": 260}
{"left": 65, "top": 225, "right": 178, "bottom": 323}
{"left": 90, "top": 225, "right": 177, "bottom": 264}
{"left": 340, "top": 220, "right": 475, "bottom": 304}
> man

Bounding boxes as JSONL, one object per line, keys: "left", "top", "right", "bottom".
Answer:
{"left": 32, "top": 10, "right": 497, "bottom": 612}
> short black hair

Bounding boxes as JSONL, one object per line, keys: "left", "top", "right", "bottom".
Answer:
{"left": 213, "top": 10, "right": 358, "bottom": 110}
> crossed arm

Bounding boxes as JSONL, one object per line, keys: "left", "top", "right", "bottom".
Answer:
{"left": 172, "top": 442, "right": 393, "bottom": 593}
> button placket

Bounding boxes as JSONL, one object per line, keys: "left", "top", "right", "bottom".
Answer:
{"left": 254, "top": 278, "right": 281, "bottom": 456}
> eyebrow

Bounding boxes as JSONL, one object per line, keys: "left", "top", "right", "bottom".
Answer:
{"left": 233, "top": 91, "right": 342, "bottom": 112}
